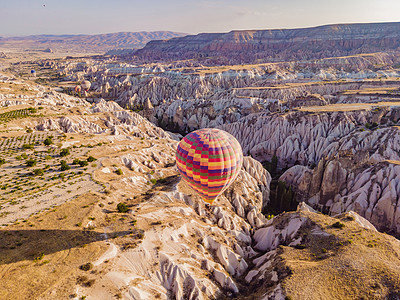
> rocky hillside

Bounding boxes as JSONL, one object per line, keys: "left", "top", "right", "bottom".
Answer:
{"left": 0, "top": 31, "right": 186, "bottom": 53}
{"left": 134, "top": 22, "right": 400, "bottom": 63}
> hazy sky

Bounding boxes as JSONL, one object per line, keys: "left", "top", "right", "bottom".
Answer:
{"left": 1, "top": 0, "right": 399, "bottom": 36}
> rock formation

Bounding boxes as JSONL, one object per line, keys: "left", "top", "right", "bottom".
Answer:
{"left": 135, "top": 22, "right": 400, "bottom": 63}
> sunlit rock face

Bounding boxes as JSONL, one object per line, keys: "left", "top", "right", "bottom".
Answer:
{"left": 135, "top": 22, "right": 400, "bottom": 63}
{"left": 273, "top": 120, "right": 400, "bottom": 236}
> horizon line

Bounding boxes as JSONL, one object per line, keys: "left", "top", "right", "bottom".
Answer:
{"left": 1, "top": 20, "right": 400, "bottom": 38}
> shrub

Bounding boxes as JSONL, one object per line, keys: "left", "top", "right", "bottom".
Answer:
{"left": 0, "top": 158, "right": 5, "bottom": 166}
{"left": 115, "top": 168, "right": 123, "bottom": 175}
{"left": 22, "top": 143, "right": 34, "bottom": 150}
{"left": 72, "top": 158, "right": 80, "bottom": 165}
{"left": 266, "top": 214, "right": 274, "bottom": 220}
{"left": 137, "top": 231, "right": 144, "bottom": 239}
{"left": 26, "top": 159, "right": 37, "bottom": 167}
{"left": 60, "top": 160, "right": 71, "bottom": 171}
{"left": 60, "top": 148, "right": 70, "bottom": 157}
{"left": 44, "top": 155, "right": 52, "bottom": 160}
{"left": 44, "top": 137, "right": 53, "bottom": 145}
{"left": 33, "top": 252, "right": 45, "bottom": 262}
{"left": 78, "top": 160, "right": 88, "bottom": 167}
{"left": 33, "top": 169, "right": 44, "bottom": 176}
{"left": 332, "top": 221, "right": 345, "bottom": 229}
{"left": 79, "top": 262, "right": 93, "bottom": 271}
{"left": 117, "top": 202, "right": 128, "bottom": 213}
{"left": 87, "top": 156, "right": 96, "bottom": 162}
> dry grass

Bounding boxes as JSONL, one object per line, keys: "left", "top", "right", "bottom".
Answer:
{"left": 0, "top": 193, "right": 109, "bottom": 299}
{"left": 0, "top": 82, "right": 37, "bottom": 96}
{"left": 384, "top": 159, "right": 400, "bottom": 165}
{"left": 297, "top": 101, "right": 400, "bottom": 112}
{"left": 342, "top": 87, "right": 400, "bottom": 95}
{"left": 281, "top": 211, "right": 400, "bottom": 299}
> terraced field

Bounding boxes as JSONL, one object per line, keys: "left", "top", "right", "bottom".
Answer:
{"left": 0, "top": 131, "right": 105, "bottom": 225}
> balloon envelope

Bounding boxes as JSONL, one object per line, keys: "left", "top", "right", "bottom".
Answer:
{"left": 30, "top": 69, "right": 36, "bottom": 74}
{"left": 176, "top": 128, "right": 243, "bottom": 204}
{"left": 81, "top": 80, "right": 91, "bottom": 90}
{"left": 74, "top": 85, "right": 81, "bottom": 92}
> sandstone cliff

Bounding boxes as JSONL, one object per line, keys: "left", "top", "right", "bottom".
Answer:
{"left": 135, "top": 22, "right": 400, "bottom": 63}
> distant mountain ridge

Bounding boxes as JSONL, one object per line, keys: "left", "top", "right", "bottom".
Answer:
{"left": 0, "top": 31, "right": 187, "bottom": 53}
{"left": 134, "top": 22, "right": 400, "bottom": 63}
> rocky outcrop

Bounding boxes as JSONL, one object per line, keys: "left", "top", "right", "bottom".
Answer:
{"left": 97, "top": 185, "right": 400, "bottom": 300}
{"left": 113, "top": 154, "right": 398, "bottom": 299}
{"left": 35, "top": 98, "right": 171, "bottom": 139}
{"left": 88, "top": 156, "right": 272, "bottom": 299}
{"left": 280, "top": 125, "right": 400, "bottom": 235}
{"left": 221, "top": 110, "right": 374, "bottom": 168}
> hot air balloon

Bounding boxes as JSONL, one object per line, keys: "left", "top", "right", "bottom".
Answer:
{"left": 30, "top": 69, "right": 36, "bottom": 77}
{"left": 81, "top": 80, "right": 91, "bottom": 91}
{"left": 176, "top": 128, "right": 243, "bottom": 204}
{"left": 74, "top": 85, "right": 81, "bottom": 97}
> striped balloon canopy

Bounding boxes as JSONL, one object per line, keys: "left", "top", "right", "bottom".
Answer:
{"left": 176, "top": 128, "right": 243, "bottom": 204}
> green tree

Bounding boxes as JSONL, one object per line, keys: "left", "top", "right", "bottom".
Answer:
{"left": 33, "top": 169, "right": 44, "bottom": 176}
{"left": 60, "top": 160, "right": 70, "bottom": 171}
{"left": 117, "top": 202, "right": 128, "bottom": 213}
{"left": 87, "top": 156, "right": 96, "bottom": 162}
{"left": 60, "top": 148, "right": 70, "bottom": 157}
{"left": 44, "top": 137, "right": 53, "bottom": 145}
{"left": 26, "top": 159, "right": 37, "bottom": 167}
{"left": 78, "top": 160, "right": 88, "bottom": 167}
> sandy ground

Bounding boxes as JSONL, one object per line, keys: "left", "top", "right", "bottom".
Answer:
{"left": 0, "top": 174, "right": 103, "bottom": 225}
